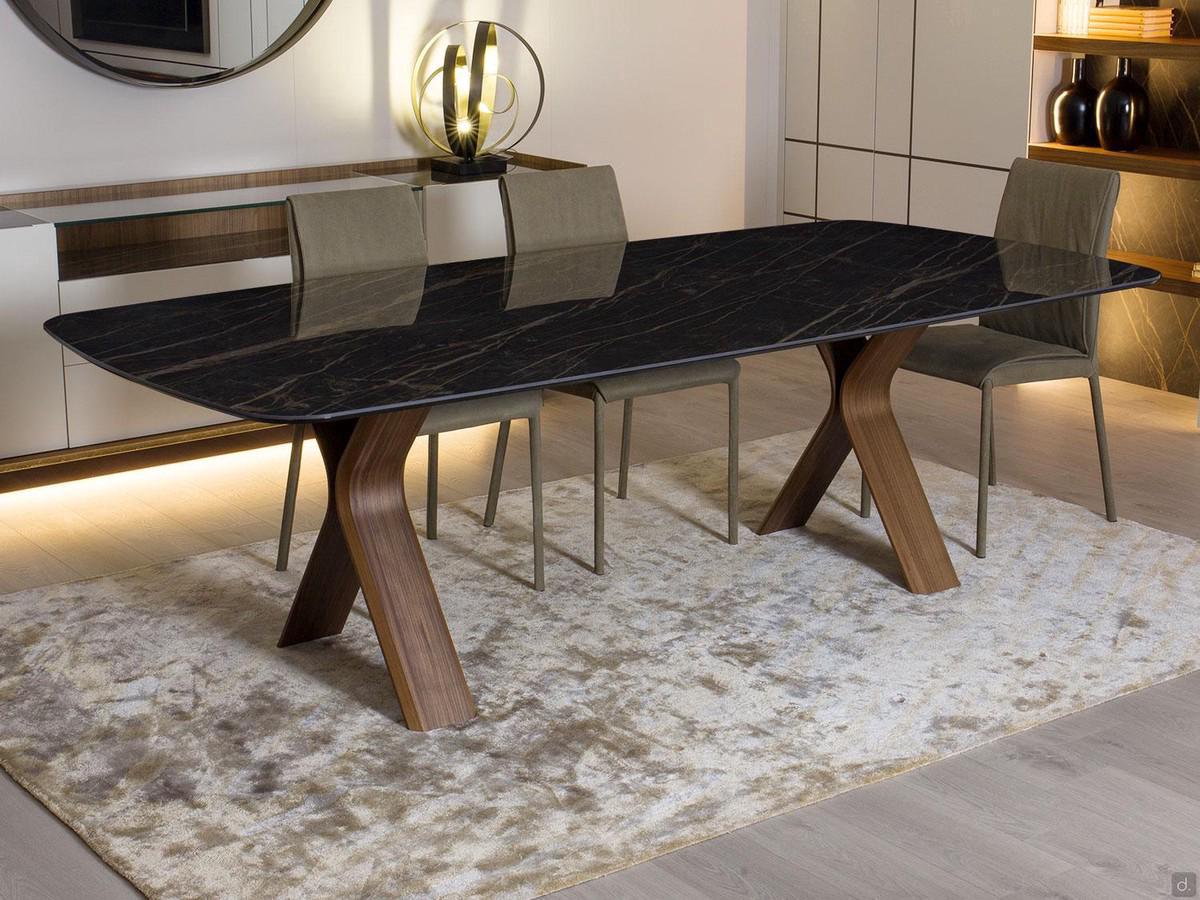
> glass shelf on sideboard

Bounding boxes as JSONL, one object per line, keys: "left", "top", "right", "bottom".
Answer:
{"left": 21, "top": 175, "right": 398, "bottom": 227}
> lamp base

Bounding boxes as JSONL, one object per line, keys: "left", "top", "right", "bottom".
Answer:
{"left": 430, "top": 154, "right": 511, "bottom": 177}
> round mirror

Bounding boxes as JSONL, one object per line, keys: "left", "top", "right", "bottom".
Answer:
{"left": 7, "top": 0, "right": 331, "bottom": 87}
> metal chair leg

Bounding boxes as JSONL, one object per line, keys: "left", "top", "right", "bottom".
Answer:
{"left": 529, "top": 414, "right": 545, "bottom": 591}
{"left": 426, "top": 433, "right": 439, "bottom": 539}
{"left": 484, "top": 420, "right": 512, "bottom": 527}
{"left": 618, "top": 398, "right": 634, "bottom": 499}
{"left": 859, "top": 469, "right": 872, "bottom": 518}
{"left": 977, "top": 383, "right": 993, "bottom": 559}
{"left": 594, "top": 395, "right": 606, "bottom": 575}
{"left": 276, "top": 424, "right": 307, "bottom": 572}
{"left": 988, "top": 404, "right": 998, "bottom": 486}
{"left": 1090, "top": 374, "right": 1118, "bottom": 522}
{"left": 728, "top": 378, "right": 740, "bottom": 545}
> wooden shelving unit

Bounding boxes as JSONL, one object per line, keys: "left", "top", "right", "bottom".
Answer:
{"left": 1109, "top": 250, "right": 1200, "bottom": 299}
{"left": 1028, "top": 142, "right": 1200, "bottom": 180}
{"left": 1033, "top": 31, "right": 1200, "bottom": 301}
{"left": 1033, "top": 33, "right": 1200, "bottom": 61}
{"left": 1027, "top": 145, "right": 1200, "bottom": 296}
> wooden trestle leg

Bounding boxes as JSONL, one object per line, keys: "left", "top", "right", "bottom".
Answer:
{"left": 758, "top": 327, "right": 960, "bottom": 595}
{"left": 278, "top": 408, "right": 477, "bottom": 731}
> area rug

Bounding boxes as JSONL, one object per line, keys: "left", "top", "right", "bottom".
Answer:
{"left": 1, "top": 430, "right": 1197, "bottom": 899}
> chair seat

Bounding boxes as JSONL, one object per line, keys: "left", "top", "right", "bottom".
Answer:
{"left": 902, "top": 324, "right": 1093, "bottom": 388}
{"left": 553, "top": 357, "right": 741, "bottom": 403}
{"left": 420, "top": 390, "right": 542, "bottom": 435}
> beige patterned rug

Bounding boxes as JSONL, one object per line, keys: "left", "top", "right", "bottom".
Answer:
{"left": 1, "top": 430, "right": 1197, "bottom": 899}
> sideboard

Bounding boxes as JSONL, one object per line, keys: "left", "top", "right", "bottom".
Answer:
{"left": 0, "top": 153, "right": 579, "bottom": 470}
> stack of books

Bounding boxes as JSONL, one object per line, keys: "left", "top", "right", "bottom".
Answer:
{"left": 1089, "top": 6, "right": 1177, "bottom": 39}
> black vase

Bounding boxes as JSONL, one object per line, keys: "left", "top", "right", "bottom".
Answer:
{"left": 1053, "top": 58, "right": 1099, "bottom": 146}
{"left": 1097, "top": 57, "right": 1149, "bottom": 152}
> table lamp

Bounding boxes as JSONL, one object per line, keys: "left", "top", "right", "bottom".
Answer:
{"left": 412, "top": 21, "right": 545, "bottom": 177}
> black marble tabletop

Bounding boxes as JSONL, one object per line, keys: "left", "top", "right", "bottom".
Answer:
{"left": 44, "top": 221, "right": 1160, "bottom": 423}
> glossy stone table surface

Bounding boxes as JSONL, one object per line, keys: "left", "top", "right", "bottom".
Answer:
{"left": 44, "top": 221, "right": 1160, "bottom": 424}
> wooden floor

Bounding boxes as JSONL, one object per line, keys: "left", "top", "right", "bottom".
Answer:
{"left": 1, "top": 347, "right": 1198, "bottom": 899}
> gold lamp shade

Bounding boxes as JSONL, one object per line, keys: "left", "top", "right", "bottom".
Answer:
{"left": 412, "top": 20, "right": 544, "bottom": 177}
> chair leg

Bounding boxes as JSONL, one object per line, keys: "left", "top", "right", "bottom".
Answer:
{"left": 728, "top": 378, "right": 740, "bottom": 545}
{"left": 618, "top": 398, "right": 634, "bottom": 500}
{"left": 529, "top": 415, "right": 545, "bottom": 591}
{"left": 484, "top": 420, "right": 512, "bottom": 527}
{"left": 859, "top": 469, "right": 872, "bottom": 518}
{"left": 426, "top": 433, "right": 439, "bottom": 539}
{"left": 977, "top": 384, "right": 993, "bottom": 559}
{"left": 594, "top": 395, "right": 606, "bottom": 575}
{"left": 988, "top": 405, "right": 998, "bottom": 486}
{"left": 276, "top": 424, "right": 307, "bottom": 572}
{"left": 1090, "top": 374, "right": 1118, "bottom": 522}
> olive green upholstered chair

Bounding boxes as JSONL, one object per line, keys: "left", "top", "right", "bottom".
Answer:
{"left": 499, "top": 166, "right": 740, "bottom": 575}
{"left": 278, "top": 184, "right": 545, "bottom": 590}
{"left": 859, "top": 157, "right": 1121, "bottom": 558}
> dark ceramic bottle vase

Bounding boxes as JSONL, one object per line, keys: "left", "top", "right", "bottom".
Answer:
{"left": 1097, "top": 57, "right": 1149, "bottom": 152}
{"left": 1053, "top": 58, "right": 1099, "bottom": 146}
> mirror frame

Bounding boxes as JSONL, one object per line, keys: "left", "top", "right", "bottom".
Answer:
{"left": 7, "top": 0, "right": 333, "bottom": 88}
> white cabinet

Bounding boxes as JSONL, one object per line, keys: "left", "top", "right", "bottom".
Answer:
{"left": 818, "top": 147, "right": 875, "bottom": 220}
{"left": 55, "top": 258, "right": 290, "bottom": 446}
{"left": 781, "top": 0, "right": 1033, "bottom": 229}
{"left": 784, "top": 141, "right": 818, "bottom": 218}
{"left": 876, "top": 0, "right": 916, "bottom": 155}
{"left": 58, "top": 257, "right": 292, "bottom": 365}
{"left": 911, "top": 0, "right": 1035, "bottom": 169}
{"left": 872, "top": 154, "right": 910, "bottom": 224}
{"left": 0, "top": 222, "right": 67, "bottom": 458}
{"left": 818, "top": 0, "right": 879, "bottom": 151}
{"left": 65, "top": 365, "right": 235, "bottom": 448}
{"left": 785, "top": 0, "right": 821, "bottom": 142}
{"left": 908, "top": 159, "right": 1008, "bottom": 235}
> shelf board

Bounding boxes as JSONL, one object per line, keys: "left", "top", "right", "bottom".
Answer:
{"left": 1028, "top": 142, "right": 1200, "bottom": 180}
{"left": 1034, "top": 33, "right": 1200, "bottom": 61}
{"left": 1109, "top": 250, "right": 1200, "bottom": 298}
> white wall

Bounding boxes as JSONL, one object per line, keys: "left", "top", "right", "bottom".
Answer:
{"left": 0, "top": 0, "right": 751, "bottom": 240}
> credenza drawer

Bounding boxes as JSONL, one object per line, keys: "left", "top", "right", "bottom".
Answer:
{"left": 59, "top": 256, "right": 292, "bottom": 366}
{"left": 65, "top": 364, "right": 234, "bottom": 448}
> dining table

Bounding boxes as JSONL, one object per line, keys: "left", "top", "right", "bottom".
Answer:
{"left": 44, "top": 219, "right": 1160, "bottom": 730}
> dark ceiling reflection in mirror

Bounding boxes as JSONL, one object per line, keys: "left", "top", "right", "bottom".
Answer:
{"left": 8, "top": 0, "right": 331, "bottom": 86}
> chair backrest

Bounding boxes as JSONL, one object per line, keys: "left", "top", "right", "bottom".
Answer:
{"left": 981, "top": 157, "right": 1120, "bottom": 358}
{"left": 498, "top": 165, "right": 629, "bottom": 254}
{"left": 287, "top": 185, "right": 427, "bottom": 281}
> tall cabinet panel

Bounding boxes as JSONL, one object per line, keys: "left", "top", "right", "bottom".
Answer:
{"left": 784, "top": 141, "right": 818, "bottom": 218}
{"left": 0, "top": 222, "right": 67, "bottom": 458}
{"left": 875, "top": 0, "right": 915, "bottom": 155}
{"left": 911, "top": 0, "right": 1035, "bottom": 170}
{"left": 785, "top": 0, "right": 820, "bottom": 142}
{"left": 817, "top": 147, "right": 874, "bottom": 220}
{"left": 817, "top": 0, "right": 879, "bottom": 151}
{"left": 780, "top": 0, "right": 1034, "bottom": 232}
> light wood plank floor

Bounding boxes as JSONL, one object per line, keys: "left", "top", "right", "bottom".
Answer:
{"left": 1, "top": 347, "right": 1198, "bottom": 899}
